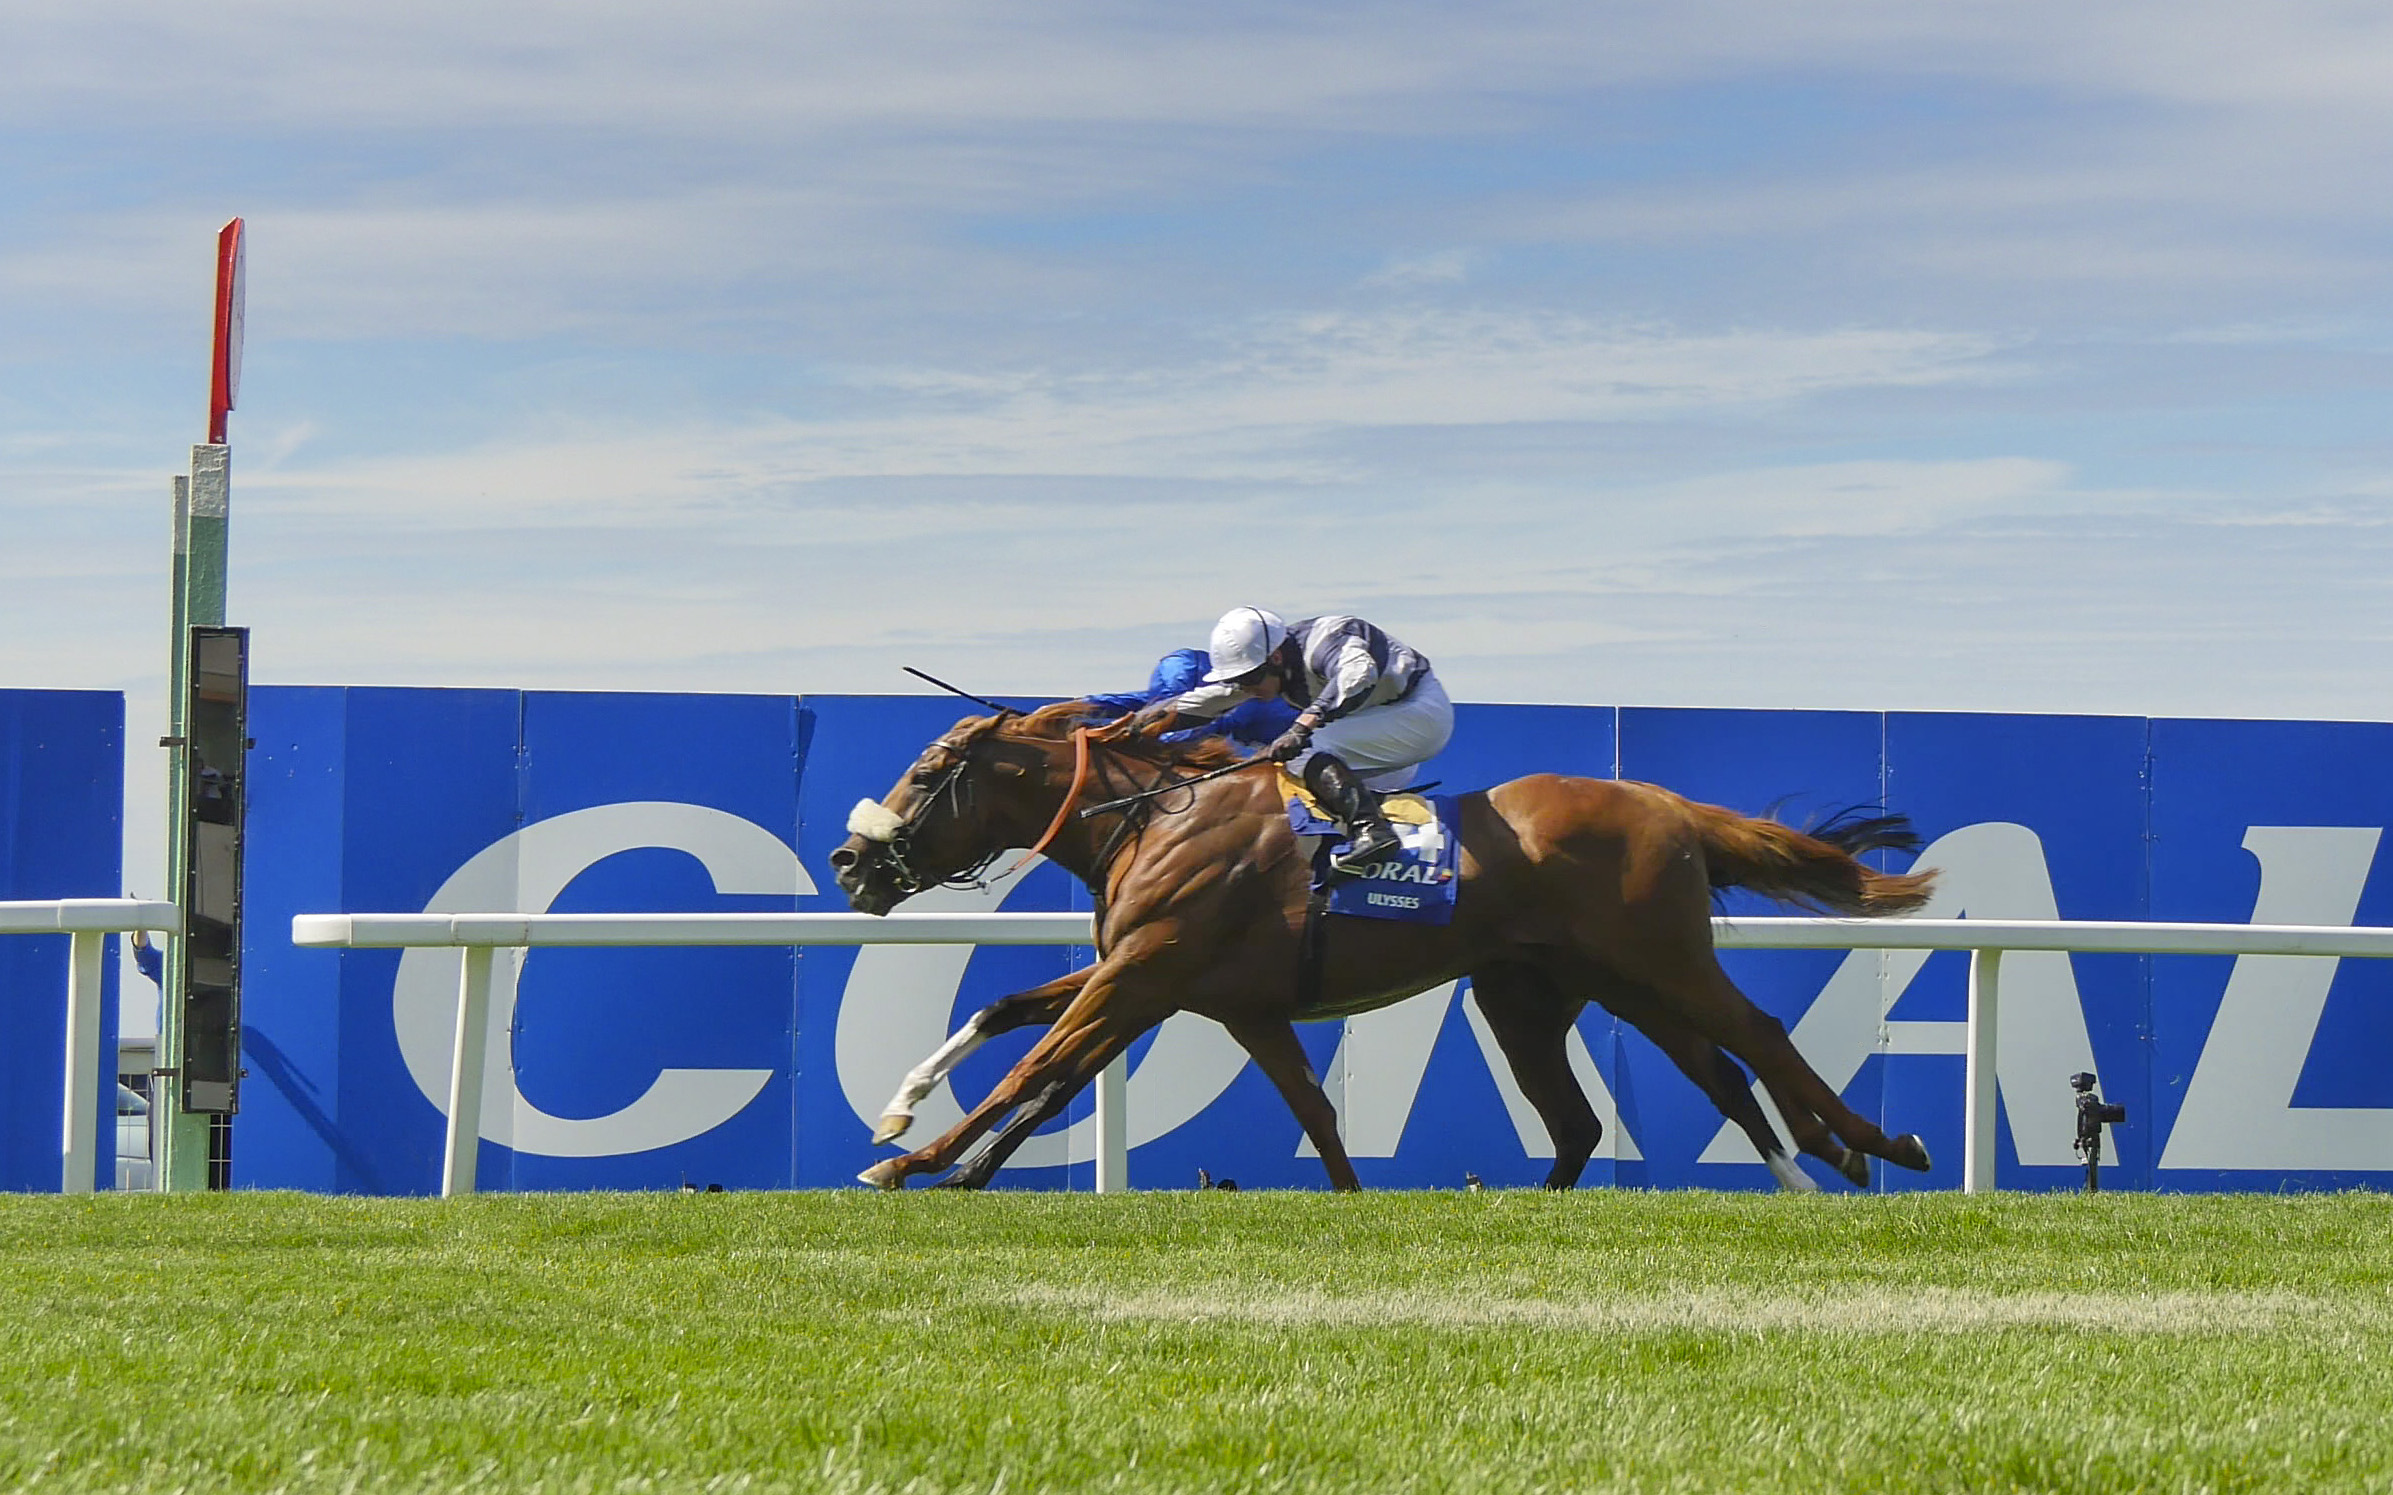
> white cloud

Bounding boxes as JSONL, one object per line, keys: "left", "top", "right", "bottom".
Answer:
{"left": 7, "top": 0, "right": 2393, "bottom": 730}
{"left": 13, "top": 1, "right": 2393, "bottom": 135}
{"left": 11, "top": 0, "right": 2392, "bottom": 354}
{"left": 220, "top": 313, "right": 2009, "bottom": 529}
{"left": 1364, "top": 251, "right": 1471, "bottom": 289}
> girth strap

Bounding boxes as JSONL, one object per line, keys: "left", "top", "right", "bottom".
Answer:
{"left": 1298, "top": 838, "right": 1338, "bottom": 1012}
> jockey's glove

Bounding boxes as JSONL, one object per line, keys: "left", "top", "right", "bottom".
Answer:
{"left": 1267, "top": 723, "right": 1313, "bottom": 762}
{"left": 1124, "top": 704, "right": 1176, "bottom": 736}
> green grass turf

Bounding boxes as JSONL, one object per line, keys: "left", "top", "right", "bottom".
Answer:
{"left": 2, "top": 1191, "right": 2390, "bottom": 1493}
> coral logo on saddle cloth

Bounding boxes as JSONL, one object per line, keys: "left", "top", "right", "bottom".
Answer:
{"left": 1281, "top": 772, "right": 1461, "bottom": 925}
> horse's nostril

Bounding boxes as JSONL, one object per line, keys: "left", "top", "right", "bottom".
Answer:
{"left": 829, "top": 847, "right": 857, "bottom": 871}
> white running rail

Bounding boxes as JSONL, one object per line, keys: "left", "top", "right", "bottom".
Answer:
{"left": 292, "top": 914, "right": 1097, "bottom": 1197}
{"left": 2, "top": 900, "right": 181, "bottom": 1193}
{"left": 291, "top": 910, "right": 2393, "bottom": 1197}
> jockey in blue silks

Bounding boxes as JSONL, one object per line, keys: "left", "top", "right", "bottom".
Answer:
{"left": 1086, "top": 648, "right": 1299, "bottom": 749}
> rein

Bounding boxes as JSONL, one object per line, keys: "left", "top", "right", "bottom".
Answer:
{"left": 1003, "top": 727, "right": 1092, "bottom": 877}
{"left": 1078, "top": 753, "right": 1272, "bottom": 820}
{"left": 1002, "top": 725, "right": 1242, "bottom": 884}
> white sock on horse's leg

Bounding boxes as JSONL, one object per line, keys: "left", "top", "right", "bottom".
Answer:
{"left": 1764, "top": 1150, "right": 1819, "bottom": 1193}
{"left": 874, "top": 1016, "right": 989, "bottom": 1144}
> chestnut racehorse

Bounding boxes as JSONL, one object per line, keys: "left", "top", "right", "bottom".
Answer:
{"left": 830, "top": 701, "right": 1937, "bottom": 1192}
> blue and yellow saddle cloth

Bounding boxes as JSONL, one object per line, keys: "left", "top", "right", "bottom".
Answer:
{"left": 1280, "top": 770, "right": 1462, "bottom": 925}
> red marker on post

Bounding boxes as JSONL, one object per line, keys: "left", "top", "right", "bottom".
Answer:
{"left": 207, "top": 218, "right": 244, "bottom": 445}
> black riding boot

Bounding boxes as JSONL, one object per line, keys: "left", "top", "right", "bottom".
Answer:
{"left": 1306, "top": 755, "right": 1401, "bottom": 876}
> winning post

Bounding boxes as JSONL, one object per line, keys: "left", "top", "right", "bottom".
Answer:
{"left": 157, "top": 218, "right": 251, "bottom": 1191}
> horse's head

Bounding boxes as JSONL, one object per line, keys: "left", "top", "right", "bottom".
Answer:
{"left": 831, "top": 713, "right": 1035, "bottom": 915}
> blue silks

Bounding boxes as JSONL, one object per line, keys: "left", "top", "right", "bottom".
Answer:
{"left": 1087, "top": 649, "right": 1298, "bottom": 749}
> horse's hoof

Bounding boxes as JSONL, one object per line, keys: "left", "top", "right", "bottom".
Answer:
{"left": 1837, "top": 1149, "right": 1871, "bottom": 1189}
{"left": 857, "top": 1160, "right": 908, "bottom": 1191}
{"left": 1888, "top": 1133, "right": 1933, "bottom": 1173}
{"left": 872, "top": 1111, "right": 914, "bottom": 1146}
{"left": 930, "top": 1171, "right": 985, "bottom": 1191}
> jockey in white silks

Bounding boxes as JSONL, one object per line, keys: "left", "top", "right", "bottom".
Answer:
{"left": 1133, "top": 607, "right": 1454, "bottom": 876}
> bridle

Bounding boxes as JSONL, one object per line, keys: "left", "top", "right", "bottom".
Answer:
{"left": 856, "top": 717, "right": 1243, "bottom": 899}
{"left": 867, "top": 732, "right": 1011, "bottom": 896}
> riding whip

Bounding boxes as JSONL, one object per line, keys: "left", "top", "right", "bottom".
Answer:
{"left": 902, "top": 666, "right": 1017, "bottom": 716}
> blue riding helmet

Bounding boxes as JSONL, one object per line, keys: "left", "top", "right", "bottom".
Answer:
{"left": 1144, "top": 647, "right": 1209, "bottom": 700}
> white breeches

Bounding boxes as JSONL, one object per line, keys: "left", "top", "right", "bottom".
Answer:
{"left": 1293, "top": 674, "right": 1454, "bottom": 791}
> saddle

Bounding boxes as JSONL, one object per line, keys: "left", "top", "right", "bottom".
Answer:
{"left": 1279, "top": 768, "right": 1463, "bottom": 1010}
{"left": 1277, "top": 769, "right": 1440, "bottom": 838}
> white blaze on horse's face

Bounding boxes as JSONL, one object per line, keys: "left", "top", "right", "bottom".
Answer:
{"left": 847, "top": 799, "right": 906, "bottom": 844}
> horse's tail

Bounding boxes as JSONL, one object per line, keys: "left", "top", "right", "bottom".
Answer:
{"left": 1686, "top": 801, "right": 1936, "bottom": 916}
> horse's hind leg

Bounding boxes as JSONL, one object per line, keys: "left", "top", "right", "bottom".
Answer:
{"left": 1227, "top": 1019, "right": 1361, "bottom": 1191}
{"left": 874, "top": 968, "right": 1088, "bottom": 1144}
{"left": 1635, "top": 1017, "right": 1859, "bottom": 1191}
{"left": 1616, "top": 938, "right": 1931, "bottom": 1174}
{"left": 1745, "top": 1065, "right": 1872, "bottom": 1188}
{"left": 1619, "top": 992, "right": 1868, "bottom": 1187}
{"left": 1470, "top": 963, "right": 1603, "bottom": 1190}
{"left": 1563, "top": 953, "right": 1854, "bottom": 1189}
{"left": 1704, "top": 963, "right": 1931, "bottom": 1173}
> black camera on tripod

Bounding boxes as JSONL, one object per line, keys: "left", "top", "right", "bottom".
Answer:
{"left": 2070, "top": 1072, "right": 2126, "bottom": 1193}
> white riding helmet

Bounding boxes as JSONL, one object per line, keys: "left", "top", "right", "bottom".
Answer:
{"left": 1202, "top": 606, "right": 1288, "bottom": 682}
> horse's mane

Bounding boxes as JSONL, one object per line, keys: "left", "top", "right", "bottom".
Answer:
{"left": 976, "top": 699, "right": 1247, "bottom": 770}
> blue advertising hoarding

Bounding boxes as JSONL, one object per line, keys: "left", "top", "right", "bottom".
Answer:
{"left": 233, "top": 686, "right": 2393, "bottom": 1195}
{"left": 0, "top": 690, "right": 124, "bottom": 1192}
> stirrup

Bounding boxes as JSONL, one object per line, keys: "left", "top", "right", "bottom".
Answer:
{"left": 1331, "top": 819, "right": 1400, "bottom": 875}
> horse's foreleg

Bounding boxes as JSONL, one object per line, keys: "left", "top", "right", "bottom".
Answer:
{"left": 858, "top": 1092, "right": 1009, "bottom": 1190}
{"left": 861, "top": 966, "right": 1153, "bottom": 1190}
{"left": 938, "top": 1002, "right": 1150, "bottom": 1191}
{"left": 873, "top": 969, "right": 1090, "bottom": 1144}
{"left": 1227, "top": 1019, "right": 1360, "bottom": 1191}
{"left": 859, "top": 1010, "right": 1087, "bottom": 1190}
{"left": 1469, "top": 965, "right": 1603, "bottom": 1191}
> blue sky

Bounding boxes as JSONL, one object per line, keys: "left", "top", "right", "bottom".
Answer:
{"left": 7, "top": 3, "right": 2392, "bottom": 848}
